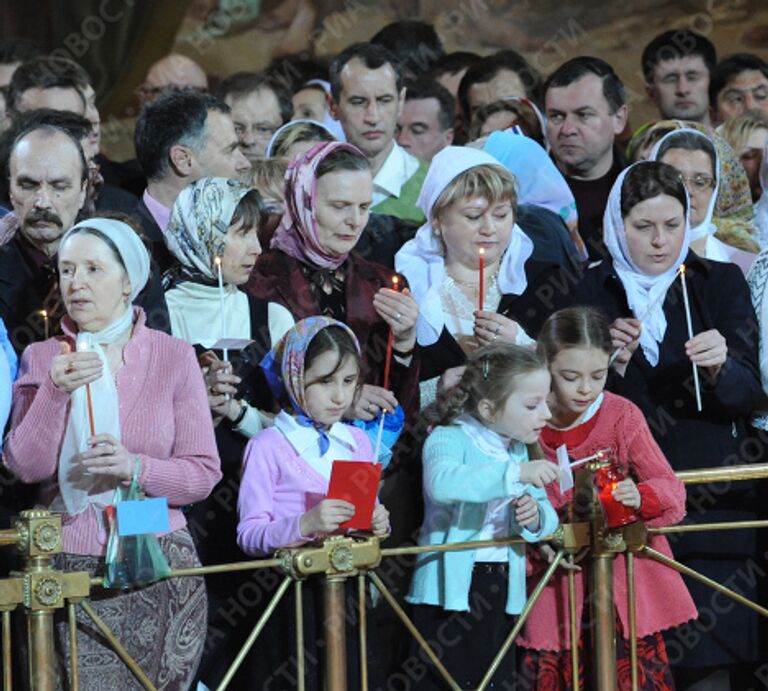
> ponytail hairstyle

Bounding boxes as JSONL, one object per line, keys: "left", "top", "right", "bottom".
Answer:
{"left": 538, "top": 307, "right": 612, "bottom": 363}
{"left": 430, "top": 343, "right": 548, "bottom": 457}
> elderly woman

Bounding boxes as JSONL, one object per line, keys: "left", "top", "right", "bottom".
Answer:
{"left": 650, "top": 127, "right": 757, "bottom": 273}
{"left": 567, "top": 161, "right": 761, "bottom": 689}
{"left": 163, "top": 177, "right": 293, "bottom": 688}
{"left": 247, "top": 141, "right": 420, "bottom": 429}
{"left": 4, "top": 218, "right": 220, "bottom": 689}
{"left": 395, "top": 145, "right": 565, "bottom": 405}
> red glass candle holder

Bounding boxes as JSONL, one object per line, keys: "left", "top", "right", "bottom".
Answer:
{"left": 592, "top": 453, "right": 639, "bottom": 529}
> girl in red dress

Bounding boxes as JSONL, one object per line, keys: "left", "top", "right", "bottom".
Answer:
{"left": 517, "top": 306, "right": 697, "bottom": 690}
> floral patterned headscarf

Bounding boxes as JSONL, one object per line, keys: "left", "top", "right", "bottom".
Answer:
{"left": 260, "top": 316, "right": 361, "bottom": 453}
{"left": 270, "top": 141, "right": 369, "bottom": 270}
{"left": 645, "top": 120, "right": 759, "bottom": 253}
{"left": 165, "top": 177, "right": 253, "bottom": 281}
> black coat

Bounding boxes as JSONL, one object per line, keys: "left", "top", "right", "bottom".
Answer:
{"left": 130, "top": 197, "right": 176, "bottom": 275}
{"left": 419, "top": 259, "right": 571, "bottom": 381}
{"left": 565, "top": 251, "right": 763, "bottom": 666}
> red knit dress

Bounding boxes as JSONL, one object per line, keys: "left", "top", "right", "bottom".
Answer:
{"left": 518, "top": 392, "right": 697, "bottom": 691}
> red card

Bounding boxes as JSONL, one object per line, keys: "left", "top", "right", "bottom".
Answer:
{"left": 326, "top": 461, "right": 382, "bottom": 530}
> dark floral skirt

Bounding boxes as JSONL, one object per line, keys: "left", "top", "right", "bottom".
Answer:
{"left": 519, "top": 617, "right": 675, "bottom": 691}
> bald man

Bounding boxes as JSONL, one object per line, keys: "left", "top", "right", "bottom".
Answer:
{"left": 139, "top": 53, "right": 209, "bottom": 107}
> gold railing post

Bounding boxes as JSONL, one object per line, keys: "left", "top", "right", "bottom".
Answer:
{"left": 357, "top": 574, "right": 368, "bottom": 691}
{"left": 324, "top": 576, "right": 348, "bottom": 691}
{"left": 590, "top": 549, "right": 616, "bottom": 690}
{"left": 626, "top": 552, "right": 638, "bottom": 691}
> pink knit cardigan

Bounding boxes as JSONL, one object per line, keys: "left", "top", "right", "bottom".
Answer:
{"left": 4, "top": 309, "right": 221, "bottom": 556}
{"left": 518, "top": 392, "right": 697, "bottom": 651}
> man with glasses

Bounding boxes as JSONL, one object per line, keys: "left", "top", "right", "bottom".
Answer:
{"left": 216, "top": 72, "right": 292, "bottom": 163}
{"left": 710, "top": 53, "right": 768, "bottom": 125}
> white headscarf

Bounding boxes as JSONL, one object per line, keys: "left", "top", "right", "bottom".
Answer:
{"left": 395, "top": 146, "right": 534, "bottom": 346}
{"left": 650, "top": 128, "right": 725, "bottom": 261}
{"left": 54, "top": 218, "right": 150, "bottom": 516}
{"left": 754, "top": 141, "right": 768, "bottom": 250}
{"left": 603, "top": 162, "right": 691, "bottom": 367}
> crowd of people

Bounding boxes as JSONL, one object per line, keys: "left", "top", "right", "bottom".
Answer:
{"left": 0, "top": 19, "right": 766, "bottom": 691}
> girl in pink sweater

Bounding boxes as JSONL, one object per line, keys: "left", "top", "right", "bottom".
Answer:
{"left": 236, "top": 316, "right": 390, "bottom": 688}
{"left": 518, "top": 307, "right": 696, "bottom": 690}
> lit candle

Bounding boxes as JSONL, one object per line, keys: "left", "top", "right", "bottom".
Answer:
{"left": 680, "top": 264, "right": 702, "bottom": 412}
{"left": 478, "top": 248, "right": 485, "bottom": 312}
{"left": 214, "top": 256, "right": 228, "bottom": 363}
{"left": 39, "top": 309, "right": 49, "bottom": 340}
{"left": 78, "top": 340, "right": 96, "bottom": 436}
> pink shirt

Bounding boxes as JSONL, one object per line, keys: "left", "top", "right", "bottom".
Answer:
{"left": 237, "top": 419, "right": 373, "bottom": 556}
{"left": 4, "top": 309, "right": 221, "bottom": 555}
{"left": 142, "top": 189, "right": 171, "bottom": 233}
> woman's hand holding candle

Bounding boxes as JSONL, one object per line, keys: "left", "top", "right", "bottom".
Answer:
{"left": 685, "top": 329, "right": 727, "bottom": 379}
{"left": 609, "top": 317, "right": 641, "bottom": 375}
{"left": 473, "top": 311, "right": 520, "bottom": 346}
{"left": 373, "top": 286, "right": 418, "bottom": 353}
{"left": 79, "top": 433, "right": 133, "bottom": 481}
{"left": 204, "top": 359, "right": 241, "bottom": 421}
{"left": 349, "top": 384, "right": 398, "bottom": 422}
{"left": 611, "top": 477, "right": 641, "bottom": 509}
{"left": 50, "top": 341, "right": 102, "bottom": 392}
{"left": 514, "top": 493, "right": 541, "bottom": 531}
{"left": 371, "top": 504, "right": 391, "bottom": 535}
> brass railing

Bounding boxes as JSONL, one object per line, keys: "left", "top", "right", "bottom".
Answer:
{"left": 1, "top": 460, "right": 768, "bottom": 691}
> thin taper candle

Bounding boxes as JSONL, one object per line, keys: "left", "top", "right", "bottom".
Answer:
{"left": 39, "top": 309, "right": 49, "bottom": 340}
{"left": 214, "top": 256, "right": 228, "bottom": 362}
{"left": 680, "top": 264, "right": 703, "bottom": 412}
{"left": 478, "top": 248, "right": 485, "bottom": 312}
{"left": 78, "top": 341, "right": 96, "bottom": 436}
{"left": 376, "top": 275, "right": 400, "bottom": 462}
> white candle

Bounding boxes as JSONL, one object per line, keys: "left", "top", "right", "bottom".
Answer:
{"left": 680, "top": 264, "right": 702, "bottom": 412}
{"left": 214, "top": 256, "right": 228, "bottom": 362}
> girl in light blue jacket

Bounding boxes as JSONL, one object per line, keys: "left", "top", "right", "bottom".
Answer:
{"left": 407, "top": 343, "right": 559, "bottom": 690}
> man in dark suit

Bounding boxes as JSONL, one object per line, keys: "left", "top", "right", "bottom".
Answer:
{"left": 132, "top": 90, "right": 252, "bottom": 273}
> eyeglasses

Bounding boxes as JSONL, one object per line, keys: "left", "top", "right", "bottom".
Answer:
{"left": 680, "top": 174, "right": 715, "bottom": 192}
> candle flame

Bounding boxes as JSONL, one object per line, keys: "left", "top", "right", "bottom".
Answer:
{"left": 77, "top": 341, "right": 88, "bottom": 352}
{"left": 479, "top": 247, "right": 485, "bottom": 256}
{"left": 214, "top": 256, "right": 222, "bottom": 267}
{"left": 391, "top": 275, "right": 399, "bottom": 287}
{"left": 39, "top": 309, "right": 47, "bottom": 318}
{"left": 680, "top": 263, "right": 686, "bottom": 275}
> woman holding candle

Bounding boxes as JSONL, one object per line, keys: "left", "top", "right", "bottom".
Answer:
{"left": 395, "top": 146, "right": 566, "bottom": 407}
{"left": 162, "top": 177, "right": 294, "bottom": 687}
{"left": 4, "top": 218, "right": 221, "bottom": 689}
{"left": 518, "top": 306, "right": 696, "bottom": 690}
{"left": 565, "top": 161, "right": 762, "bottom": 689}
{"left": 246, "top": 141, "right": 420, "bottom": 444}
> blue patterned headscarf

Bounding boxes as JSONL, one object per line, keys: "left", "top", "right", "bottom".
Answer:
{"left": 165, "top": 177, "right": 252, "bottom": 280}
{"left": 261, "top": 316, "right": 360, "bottom": 454}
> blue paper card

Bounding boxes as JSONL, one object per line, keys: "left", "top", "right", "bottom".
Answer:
{"left": 117, "top": 498, "right": 170, "bottom": 536}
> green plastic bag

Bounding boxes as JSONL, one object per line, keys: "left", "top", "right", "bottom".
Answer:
{"left": 103, "top": 461, "right": 171, "bottom": 590}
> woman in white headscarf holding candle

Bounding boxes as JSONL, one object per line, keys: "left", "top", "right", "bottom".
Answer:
{"left": 566, "top": 161, "right": 762, "bottom": 687}
{"left": 4, "top": 218, "right": 221, "bottom": 690}
{"left": 651, "top": 127, "right": 756, "bottom": 274}
{"left": 395, "top": 146, "right": 564, "bottom": 406}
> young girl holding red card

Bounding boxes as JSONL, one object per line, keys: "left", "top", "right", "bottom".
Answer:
{"left": 517, "top": 307, "right": 696, "bottom": 690}
{"left": 407, "top": 343, "right": 560, "bottom": 690}
{"left": 236, "top": 316, "right": 389, "bottom": 689}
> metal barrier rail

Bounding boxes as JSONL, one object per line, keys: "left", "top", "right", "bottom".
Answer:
{"left": 1, "top": 461, "right": 768, "bottom": 691}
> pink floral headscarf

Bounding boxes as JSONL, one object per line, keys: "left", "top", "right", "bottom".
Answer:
{"left": 270, "top": 141, "right": 368, "bottom": 270}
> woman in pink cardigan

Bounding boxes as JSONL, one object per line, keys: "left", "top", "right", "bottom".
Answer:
{"left": 4, "top": 218, "right": 221, "bottom": 690}
{"left": 518, "top": 307, "right": 696, "bottom": 690}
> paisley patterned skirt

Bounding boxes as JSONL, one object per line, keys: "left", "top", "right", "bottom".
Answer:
{"left": 51, "top": 528, "right": 206, "bottom": 691}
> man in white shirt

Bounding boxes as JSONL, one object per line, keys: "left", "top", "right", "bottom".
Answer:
{"left": 330, "top": 43, "right": 427, "bottom": 224}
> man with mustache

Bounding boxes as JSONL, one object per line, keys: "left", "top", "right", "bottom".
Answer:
{"left": 0, "top": 123, "right": 167, "bottom": 354}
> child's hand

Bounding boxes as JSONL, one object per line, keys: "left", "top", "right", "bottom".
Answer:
{"left": 519, "top": 460, "right": 559, "bottom": 488}
{"left": 371, "top": 504, "right": 390, "bottom": 536}
{"left": 300, "top": 499, "right": 355, "bottom": 536}
{"left": 612, "top": 478, "right": 641, "bottom": 509}
{"left": 514, "top": 494, "right": 541, "bottom": 531}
